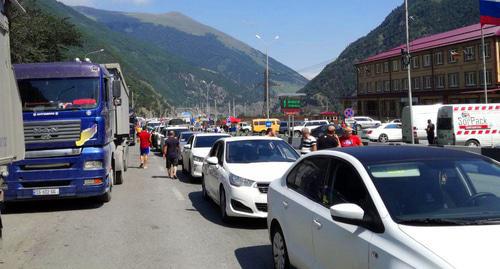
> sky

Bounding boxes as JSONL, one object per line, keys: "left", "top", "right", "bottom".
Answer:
{"left": 59, "top": 0, "right": 403, "bottom": 79}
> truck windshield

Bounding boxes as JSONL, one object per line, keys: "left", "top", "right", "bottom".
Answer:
{"left": 18, "top": 78, "right": 100, "bottom": 111}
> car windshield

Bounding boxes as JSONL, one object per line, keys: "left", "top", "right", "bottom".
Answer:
{"left": 194, "top": 135, "right": 228, "bottom": 148}
{"left": 18, "top": 78, "right": 100, "bottom": 111}
{"left": 226, "top": 140, "right": 299, "bottom": 163}
{"left": 368, "top": 158, "right": 500, "bottom": 225}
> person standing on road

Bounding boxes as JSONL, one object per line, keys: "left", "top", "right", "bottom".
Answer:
{"left": 265, "top": 127, "right": 277, "bottom": 137}
{"left": 317, "top": 125, "right": 341, "bottom": 150}
{"left": 339, "top": 127, "right": 363, "bottom": 147}
{"left": 426, "top": 119, "right": 435, "bottom": 145}
{"left": 300, "top": 128, "right": 317, "bottom": 154}
{"left": 163, "top": 131, "right": 180, "bottom": 179}
{"left": 138, "top": 128, "right": 152, "bottom": 169}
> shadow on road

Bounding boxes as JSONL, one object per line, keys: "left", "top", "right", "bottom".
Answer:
{"left": 176, "top": 169, "right": 201, "bottom": 185}
{"left": 234, "top": 245, "right": 273, "bottom": 269}
{"left": 2, "top": 198, "right": 103, "bottom": 214}
{"left": 188, "top": 191, "right": 267, "bottom": 230}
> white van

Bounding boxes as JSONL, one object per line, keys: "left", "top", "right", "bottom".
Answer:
{"left": 402, "top": 104, "right": 442, "bottom": 144}
{"left": 437, "top": 103, "right": 500, "bottom": 147}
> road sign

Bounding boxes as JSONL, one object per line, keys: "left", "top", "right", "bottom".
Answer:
{"left": 344, "top": 108, "right": 355, "bottom": 118}
{"left": 265, "top": 121, "right": 272, "bottom": 128}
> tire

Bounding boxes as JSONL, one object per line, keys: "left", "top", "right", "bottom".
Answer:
{"left": 219, "top": 186, "right": 230, "bottom": 223}
{"left": 272, "top": 226, "right": 290, "bottom": 269}
{"left": 378, "top": 134, "right": 389, "bottom": 143}
{"left": 201, "top": 176, "right": 209, "bottom": 201}
{"left": 465, "top": 139, "right": 480, "bottom": 147}
{"left": 98, "top": 172, "right": 112, "bottom": 203}
{"left": 115, "top": 170, "right": 124, "bottom": 185}
{"left": 188, "top": 163, "right": 194, "bottom": 181}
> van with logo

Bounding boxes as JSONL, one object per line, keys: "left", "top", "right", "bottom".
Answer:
{"left": 252, "top": 118, "right": 280, "bottom": 134}
{"left": 437, "top": 104, "right": 500, "bottom": 147}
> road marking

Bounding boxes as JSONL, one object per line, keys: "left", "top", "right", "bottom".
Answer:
{"left": 172, "top": 187, "right": 185, "bottom": 201}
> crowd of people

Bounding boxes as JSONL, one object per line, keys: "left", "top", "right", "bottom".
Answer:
{"left": 300, "top": 125, "right": 363, "bottom": 154}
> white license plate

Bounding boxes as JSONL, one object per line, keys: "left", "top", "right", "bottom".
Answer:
{"left": 33, "top": 188, "right": 60, "bottom": 196}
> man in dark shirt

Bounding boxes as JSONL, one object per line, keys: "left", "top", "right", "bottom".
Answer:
{"left": 426, "top": 119, "right": 435, "bottom": 144}
{"left": 317, "top": 125, "right": 341, "bottom": 150}
{"left": 163, "top": 131, "right": 180, "bottom": 179}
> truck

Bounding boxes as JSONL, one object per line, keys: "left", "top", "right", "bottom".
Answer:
{"left": 0, "top": 0, "right": 26, "bottom": 238}
{"left": 3, "top": 61, "right": 130, "bottom": 204}
{"left": 436, "top": 103, "right": 500, "bottom": 147}
{"left": 402, "top": 104, "right": 442, "bottom": 144}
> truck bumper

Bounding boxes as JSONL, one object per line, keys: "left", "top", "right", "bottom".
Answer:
{"left": 3, "top": 147, "right": 110, "bottom": 201}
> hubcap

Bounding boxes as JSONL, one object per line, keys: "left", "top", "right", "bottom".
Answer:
{"left": 273, "top": 232, "right": 286, "bottom": 269}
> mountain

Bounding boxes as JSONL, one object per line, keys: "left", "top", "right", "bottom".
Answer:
{"left": 300, "top": 0, "right": 480, "bottom": 109}
{"left": 72, "top": 7, "right": 308, "bottom": 101}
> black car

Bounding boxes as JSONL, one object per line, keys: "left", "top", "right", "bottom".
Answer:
{"left": 311, "top": 124, "right": 344, "bottom": 138}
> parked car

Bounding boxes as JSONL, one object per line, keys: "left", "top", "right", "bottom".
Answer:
{"left": 239, "top": 122, "right": 252, "bottom": 133}
{"left": 362, "top": 123, "right": 402, "bottom": 143}
{"left": 267, "top": 146, "right": 500, "bottom": 269}
{"left": 346, "top": 116, "right": 381, "bottom": 129}
{"left": 181, "top": 133, "right": 230, "bottom": 179}
{"left": 387, "top": 118, "right": 401, "bottom": 124}
{"left": 178, "top": 131, "right": 197, "bottom": 160}
{"left": 290, "top": 120, "right": 329, "bottom": 136}
{"left": 151, "top": 125, "right": 165, "bottom": 150}
{"left": 160, "top": 126, "right": 190, "bottom": 150}
{"left": 279, "top": 121, "right": 289, "bottom": 134}
{"left": 202, "top": 136, "right": 300, "bottom": 221}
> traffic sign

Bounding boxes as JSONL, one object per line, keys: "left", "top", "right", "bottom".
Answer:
{"left": 265, "top": 121, "right": 272, "bottom": 128}
{"left": 344, "top": 108, "right": 355, "bottom": 118}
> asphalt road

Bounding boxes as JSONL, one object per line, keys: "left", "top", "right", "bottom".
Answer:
{"left": 0, "top": 147, "right": 272, "bottom": 269}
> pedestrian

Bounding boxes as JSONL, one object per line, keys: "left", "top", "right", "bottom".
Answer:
{"left": 339, "top": 127, "right": 363, "bottom": 147}
{"left": 163, "top": 131, "right": 180, "bottom": 179}
{"left": 265, "top": 127, "right": 276, "bottom": 137}
{"left": 317, "top": 125, "right": 341, "bottom": 150}
{"left": 426, "top": 119, "right": 435, "bottom": 144}
{"left": 137, "top": 128, "right": 152, "bottom": 168}
{"left": 300, "top": 128, "right": 317, "bottom": 154}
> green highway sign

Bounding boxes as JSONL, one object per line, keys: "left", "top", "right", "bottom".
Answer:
{"left": 281, "top": 98, "right": 301, "bottom": 109}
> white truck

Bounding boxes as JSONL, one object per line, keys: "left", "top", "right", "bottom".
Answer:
{"left": 0, "top": 0, "right": 25, "bottom": 238}
{"left": 402, "top": 104, "right": 442, "bottom": 144}
{"left": 437, "top": 104, "right": 500, "bottom": 147}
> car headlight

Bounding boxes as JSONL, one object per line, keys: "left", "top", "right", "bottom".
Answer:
{"left": 229, "top": 173, "right": 255, "bottom": 187}
{"left": 193, "top": 156, "right": 204, "bottom": 163}
{"left": 84, "top": 161, "right": 103, "bottom": 170}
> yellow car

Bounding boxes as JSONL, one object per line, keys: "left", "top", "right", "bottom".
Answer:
{"left": 252, "top": 118, "right": 280, "bottom": 134}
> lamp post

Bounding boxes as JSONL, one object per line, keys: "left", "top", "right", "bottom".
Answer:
{"left": 83, "top": 49, "right": 104, "bottom": 60}
{"left": 201, "top": 80, "right": 213, "bottom": 118}
{"left": 255, "top": 34, "right": 279, "bottom": 120}
{"left": 404, "top": 0, "right": 415, "bottom": 144}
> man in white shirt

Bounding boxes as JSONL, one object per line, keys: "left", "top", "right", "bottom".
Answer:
{"left": 300, "top": 128, "right": 317, "bottom": 154}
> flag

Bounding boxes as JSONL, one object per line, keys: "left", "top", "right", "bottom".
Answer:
{"left": 480, "top": 0, "right": 500, "bottom": 25}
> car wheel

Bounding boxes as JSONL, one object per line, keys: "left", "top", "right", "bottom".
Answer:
{"left": 378, "top": 134, "right": 389, "bottom": 143}
{"left": 272, "top": 227, "right": 290, "bottom": 269}
{"left": 465, "top": 139, "right": 480, "bottom": 147}
{"left": 201, "top": 175, "right": 209, "bottom": 201}
{"left": 219, "top": 186, "right": 230, "bottom": 223}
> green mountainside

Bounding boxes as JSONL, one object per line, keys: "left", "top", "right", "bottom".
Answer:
{"left": 300, "top": 0, "right": 480, "bottom": 108}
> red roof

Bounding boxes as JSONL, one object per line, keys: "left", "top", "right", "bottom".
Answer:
{"left": 358, "top": 24, "right": 500, "bottom": 64}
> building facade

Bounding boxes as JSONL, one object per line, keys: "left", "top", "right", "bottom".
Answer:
{"left": 355, "top": 24, "right": 500, "bottom": 120}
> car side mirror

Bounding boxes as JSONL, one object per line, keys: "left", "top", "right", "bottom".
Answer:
{"left": 206, "top": 156, "right": 218, "bottom": 165}
{"left": 112, "top": 80, "right": 122, "bottom": 98}
{"left": 184, "top": 144, "right": 191, "bottom": 150}
{"left": 330, "top": 203, "right": 364, "bottom": 223}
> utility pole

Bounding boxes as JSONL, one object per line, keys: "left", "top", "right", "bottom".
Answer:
{"left": 255, "top": 34, "right": 279, "bottom": 120}
{"left": 233, "top": 98, "right": 236, "bottom": 117}
{"left": 214, "top": 99, "right": 217, "bottom": 121}
{"left": 405, "top": 0, "right": 415, "bottom": 144}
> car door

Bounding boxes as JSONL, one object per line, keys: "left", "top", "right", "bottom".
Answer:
{"left": 312, "top": 158, "right": 381, "bottom": 269}
{"left": 280, "top": 156, "right": 330, "bottom": 269}
{"left": 182, "top": 136, "right": 194, "bottom": 168}
{"left": 204, "top": 141, "right": 220, "bottom": 198}
{"left": 213, "top": 141, "right": 228, "bottom": 204}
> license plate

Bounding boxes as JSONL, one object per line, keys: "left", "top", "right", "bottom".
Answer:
{"left": 33, "top": 188, "right": 60, "bottom": 196}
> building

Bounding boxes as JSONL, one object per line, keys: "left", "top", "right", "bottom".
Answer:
{"left": 355, "top": 23, "right": 500, "bottom": 119}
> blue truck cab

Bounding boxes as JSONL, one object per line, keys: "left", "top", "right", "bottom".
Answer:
{"left": 4, "top": 62, "right": 130, "bottom": 202}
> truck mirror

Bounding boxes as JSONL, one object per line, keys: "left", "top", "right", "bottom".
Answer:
{"left": 112, "top": 80, "right": 122, "bottom": 98}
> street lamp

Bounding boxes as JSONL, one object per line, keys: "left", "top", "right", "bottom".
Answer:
{"left": 255, "top": 34, "right": 279, "bottom": 120}
{"left": 404, "top": 0, "right": 415, "bottom": 144}
{"left": 84, "top": 49, "right": 105, "bottom": 61}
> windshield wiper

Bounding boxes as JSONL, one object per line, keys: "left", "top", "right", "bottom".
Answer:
{"left": 398, "top": 218, "right": 475, "bottom": 226}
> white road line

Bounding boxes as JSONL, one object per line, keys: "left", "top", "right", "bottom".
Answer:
{"left": 172, "top": 187, "right": 185, "bottom": 201}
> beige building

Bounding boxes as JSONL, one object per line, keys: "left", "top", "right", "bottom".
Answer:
{"left": 355, "top": 23, "right": 500, "bottom": 119}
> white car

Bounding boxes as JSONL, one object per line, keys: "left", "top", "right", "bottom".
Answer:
{"left": 362, "top": 123, "right": 402, "bottom": 143}
{"left": 160, "top": 126, "right": 189, "bottom": 150}
{"left": 202, "top": 136, "right": 300, "bottom": 221}
{"left": 346, "top": 116, "right": 381, "bottom": 129}
{"left": 267, "top": 146, "right": 500, "bottom": 269}
{"left": 291, "top": 120, "right": 329, "bottom": 136}
{"left": 181, "top": 133, "right": 230, "bottom": 179}
{"left": 239, "top": 122, "right": 252, "bottom": 133}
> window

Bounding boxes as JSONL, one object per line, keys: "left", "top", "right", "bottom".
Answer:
{"left": 325, "top": 161, "right": 368, "bottom": 207}
{"left": 376, "top": 81, "right": 383, "bottom": 92}
{"left": 358, "top": 83, "right": 364, "bottom": 93}
{"left": 412, "top": 56, "right": 420, "bottom": 69}
{"left": 286, "top": 157, "right": 330, "bottom": 203}
{"left": 479, "top": 42, "right": 491, "bottom": 59}
{"left": 392, "top": 60, "right": 399, "bottom": 72}
{"left": 448, "top": 49, "right": 458, "bottom": 63}
{"left": 208, "top": 141, "right": 220, "bottom": 157}
{"left": 365, "top": 65, "right": 371, "bottom": 76}
{"left": 216, "top": 142, "right": 224, "bottom": 165}
{"left": 384, "top": 80, "right": 390, "bottom": 92}
{"left": 436, "top": 74, "right": 445, "bottom": 89}
{"left": 376, "top": 63, "right": 382, "bottom": 74}
{"left": 434, "top": 51, "right": 443, "bottom": 65}
{"left": 464, "top": 46, "right": 475, "bottom": 61}
{"left": 392, "top": 79, "right": 400, "bottom": 91}
{"left": 424, "top": 76, "right": 432, "bottom": 89}
{"left": 465, "top": 72, "right": 476, "bottom": 86}
{"left": 413, "top": 77, "right": 421, "bottom": 90}
{"left": 479, "top": 70, "right": 493, "bottom": 86}
{"left": 448, "top": 73, "right": 459, "bottom": 88}
{"left": 383, "top": 62, "right": 389, "bottom": 73}
{"left": 423, "top": 54, "right": 432, "bottom": 67}
{"left": 402, "top": 78, "right": 408, "bottom": 90}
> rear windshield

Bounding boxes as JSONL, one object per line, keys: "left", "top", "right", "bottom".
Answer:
{"left": 437, "top": 117, "right": 452, "bottom": 130}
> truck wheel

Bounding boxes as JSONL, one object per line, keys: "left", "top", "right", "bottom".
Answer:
{"left": 115, "top": 170, "right": 124, "bottom": 185}
{"left": 465, "top": 139, "right": 480, "bottom": 147}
